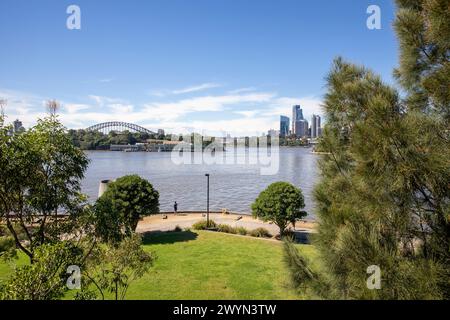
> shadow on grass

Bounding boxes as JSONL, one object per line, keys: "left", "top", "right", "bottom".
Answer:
{"left": 141, "top": 230, "right": 199, "bottom": 245}
{"left": 291, "top": 230, "right": 313, "bottom": 244}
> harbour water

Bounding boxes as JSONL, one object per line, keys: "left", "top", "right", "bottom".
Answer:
{"left": 82, "top": 147, "right": 320, "bottom": 219}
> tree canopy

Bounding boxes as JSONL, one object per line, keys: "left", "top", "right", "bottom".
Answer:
{"left": 0, "top": 115, "right": 89, "bottom": 263}
{"left": 94, "top": 175, "right": 160, "bottom": 243}
{"left": 0, "top": 114, "right": 157, "bottom": 300}
{"left": 286, "top": 0, "right": 449, "bottom": 299}
{"left": 252, "top": 182, "right": 306, "bottom": 236}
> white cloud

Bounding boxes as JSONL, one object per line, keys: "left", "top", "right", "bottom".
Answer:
{"left": 0, "top": 89, "right": 46, "bottom": 126}
{"left": 172, "top": 83, "right": 222, "bottom": 95}
{"left": 139, "top": 117, "right": 278, "bottom": 137}
{"left": 87, "top": 95, "right": 134, "bottom": 114}
{"left": 228, "top": 87, "right": 257, "bottom": 94}
{"left": 88, "top": 95, "right": 124, "bottom": 106}
{"left": 65, "top": 104, "right": 90, "bottom": 114}
{"left": 148, "top": 89, "right": 167, "bottom": 97}
{"left": 108, "top": 104, "right": 134, "bottom": 113}
{"left": 234, "top": 110, "right": 260, "bottom": 118}
{"left": 149, "top": 83, "right": 222, "bottom": 97}
{"left": 1, "top": 87, "right": 323, "bottom": 136}
{"left": 143, "top": 92, "right": 275, "bottom": 122}
{"left": 88, "top": 95, "right": 104, "bottom": 105}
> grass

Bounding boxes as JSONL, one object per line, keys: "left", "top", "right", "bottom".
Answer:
{"left": 0, "top": 230, "right": 318, "bottom": 300}
{"left": 0, "top": 253, "right": 28, "bottom": 282}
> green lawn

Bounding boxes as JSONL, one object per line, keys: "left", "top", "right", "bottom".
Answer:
{"left": 0, "top": 230, "right": 318, "bottom": 300}
{"left": 0, "top": 253, "right": 28, "bottom": 282}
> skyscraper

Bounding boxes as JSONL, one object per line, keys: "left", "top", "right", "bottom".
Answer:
{"left": 292, "top": 105, "right": 304, "bottom": 136}
{"left": 294, "top": 119, "right": 308, "bottom": 138}
{"left": 311, "top": 114, "right": 321, "bottom": 138}
{"left": 280, "top": 116, "right": 290, "bottom": 137}
{"left": 303, "top": 119, "right": 309, "bottom": 137}
{"left": 13, "top": 119, "right": 24, "bottom": 133}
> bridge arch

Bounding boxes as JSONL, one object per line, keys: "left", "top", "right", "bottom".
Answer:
{"left": 86, "top": 122, "right": 156, "bottom": 135}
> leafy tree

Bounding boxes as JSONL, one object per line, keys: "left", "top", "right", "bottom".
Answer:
{"left": 94, "top": 175, "right": 159, "bottom": 242}
{"left": 286, "top": 0, "right": 449, "bottom": 299}
{"left": 252, "top": 182, "right": 306, "bottom": 236}
{"left": 0, "top": 115, "right": 89, "bottom": 263}
{"left": 93, "top": 194, "right": 124, "bottom": 243}
{"left": 393, "top": 0, "right": 449, "bottom": 118}
{"left": 76, "top": 234, "right": 155, "bottom": 300}
{"left": 1, "top": 116, "right": 156, "bottom": 301}
{"left": 0, "top": 242, "right": 84, "bottom": 300}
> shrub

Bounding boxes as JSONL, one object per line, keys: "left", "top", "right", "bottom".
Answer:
{"left": 192, "top": 220, "right": 217, "bottom": 230}
{"left": 235, "top": 227, "right": 248, "bottom": 235}
{"left": 217, "top": 224, "right": 237, "bottom": 234}
{"left": 249, "top": 228, "right": 272, "bottom": 238}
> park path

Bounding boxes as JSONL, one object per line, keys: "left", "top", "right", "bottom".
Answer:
{"left": 136, "top": 212, "right": 316, "bottom": 242}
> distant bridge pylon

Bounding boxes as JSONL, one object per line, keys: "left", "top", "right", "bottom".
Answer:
{"left": 86, "top": 121, "right": 156, "bottom": 135}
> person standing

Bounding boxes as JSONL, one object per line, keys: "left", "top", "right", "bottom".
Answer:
{"left": 174, "top": 201, "right": 178, "bottom": 214}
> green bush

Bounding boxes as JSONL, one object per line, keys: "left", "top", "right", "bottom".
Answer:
{"left": 94, "top": 175, "right": 159, "bottom": 243}
{"left": 235, "top": 227, "right": 248, "bottom": 235}
{"left": 249, "top": 228, "right": 272, "bottom": 238}
{"left": 192, "top": 220, "right": 217, "bottom": 230}
{"left": 217, "top": 224, "right": 237, "bottom": 234}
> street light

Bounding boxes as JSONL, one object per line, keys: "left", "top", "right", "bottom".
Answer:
{"left": 205, "top": 173, "right": 210, "bottom": 228}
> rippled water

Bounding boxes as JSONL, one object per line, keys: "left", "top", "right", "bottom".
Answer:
{"left": 82, "top": 147, "right": 320, "bottom": 219}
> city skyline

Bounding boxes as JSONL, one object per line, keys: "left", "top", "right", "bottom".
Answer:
{"left": 271, "top": 106, "right": 322, "bottom": 139}
{"left": 7, "top": 104, "right": 323, "bottom": 139}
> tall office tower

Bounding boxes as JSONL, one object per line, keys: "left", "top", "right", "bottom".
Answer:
{"left": 280, "top": 115, "right": 290, "bottom": 137}
{"left": 292, "top": 105, "right": 304, "bottom": 135}
{"left": 311, "top": 115, "right": 317, "bottom": 138}
{"left": 311, "top": 114, "right": 321, "bottom": 138}
{"left": 303, "top": 119, "right": 309, "bottom": 137}
{"left": 316, "top": 115, "right": 321, "bottom": 137}
{"left": 294, "top": 119, "right": 308, "bottom": 138}
{"left": 13, "top": 119, "right": 24, "bottom": 133}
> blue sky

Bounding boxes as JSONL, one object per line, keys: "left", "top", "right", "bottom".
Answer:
{"left": 0, "top": 0, "right": 398, "bottom": 136}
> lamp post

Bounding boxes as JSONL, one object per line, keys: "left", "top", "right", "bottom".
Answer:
{"left": 205, "top": 173, "right": 210, "bottom": 228}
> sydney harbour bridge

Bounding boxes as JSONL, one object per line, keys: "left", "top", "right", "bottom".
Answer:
{"left": 85, "top": 121, "right": 156, "bottom": 135}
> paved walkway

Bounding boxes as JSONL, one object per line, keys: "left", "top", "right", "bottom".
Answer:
{"left": 136, "top": 212, "right": 316, "bottom": 241}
